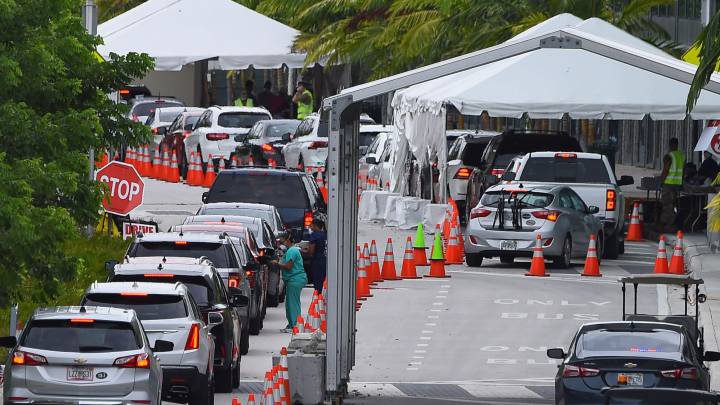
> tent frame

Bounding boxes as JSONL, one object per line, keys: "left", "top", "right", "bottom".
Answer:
{"left": 321, "top": 29, "right": 720, "bottom": 402}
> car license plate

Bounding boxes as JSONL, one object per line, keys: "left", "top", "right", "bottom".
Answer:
{"left": 500, "top": 240, "right": 517, "bottom": 251}
{"left": 67, "top": 367, "right": 93, "bottom": 381}
{"left": 619, "top": 373, "right": 643, "bottom": 386}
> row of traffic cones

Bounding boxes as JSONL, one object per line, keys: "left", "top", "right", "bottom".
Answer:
{"left": 235, "top": 346, "right": 292, "bottom": 405}
{"left": 525, "top": 233, "right": 603, "bottom": 277}
{"left": 653, "top": 231, "right": 686, "bottom": 274}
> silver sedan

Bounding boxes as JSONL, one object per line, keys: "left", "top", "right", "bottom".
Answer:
{"left": 464, "top": 184, "right": 603, "bottom": 268}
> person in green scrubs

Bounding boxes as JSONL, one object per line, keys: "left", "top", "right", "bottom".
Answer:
{"left": 273, "top": 232, "right": 308, "bottom": 332}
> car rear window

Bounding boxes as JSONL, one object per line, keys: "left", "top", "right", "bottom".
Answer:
{"left": 359, "top": 132, "right": 380, "bottom": 147}
{"left": 576, "top": 329, "right": 683, "bottom": 359}
{"left": 208, "top": 174, "right": 309, "bottom": 209}
{"left": 132, "top": 101, "right": 183, "bottom": 117}
{"left": 266, "top": 122, "right": 300, "bottom": 138}
{"left": 160, "top": 110, "right": 182, "bottom": 122}
{"left": 129, "top": 241, "right": 232, "bottom": 268}
{"left": 518, "top": 157, "right": 611, "bottom": 183}
{"left": 83, "top": 294, "right": 187, "bottom": 321}
{"left": 493, "top": 135, "right": 582, "bottom": 167}
{"left": 112, "top": 275, "right": 215, "bottom": 308}
{"left": 480, "top": 191, "right": 554, "bottom": 208}
{"left": 197, "top": 208, "right": 273, "bottom": 224}
{"left": 22, "top": 319, "right": 141, "bottom": 353}
{"left": 218, "top": 112, "right": 269, "bottom": 128}
{"left": 461, "top": 142, "right": 490, "bottom": 166}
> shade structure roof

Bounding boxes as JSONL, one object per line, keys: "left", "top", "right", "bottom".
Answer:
{"left": 391, "top": 14, "right": 720, "bottom": 120}
{"left": 98, "top": 0, "right": 311, "bottom": 71}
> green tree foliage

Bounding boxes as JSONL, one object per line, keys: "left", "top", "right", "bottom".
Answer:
{"left": 687, "top": 11, "right": 720, "bottom": 112}
{"left": 0, "top": 0, "right": 152, "bottom": 307}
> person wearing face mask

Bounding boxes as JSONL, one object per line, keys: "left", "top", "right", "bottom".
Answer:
{"left": 271, "top": 231, "right": 308, "bottom": 333}
{"left": 306, "top": 217, "right": 327, "bottom": 293}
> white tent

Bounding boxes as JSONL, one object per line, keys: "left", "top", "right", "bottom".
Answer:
{"left": 98, "top": 0, "right": 310, "bottom": 71}
{"left": 391, "top": 14, "right": 720, "bottom": 198}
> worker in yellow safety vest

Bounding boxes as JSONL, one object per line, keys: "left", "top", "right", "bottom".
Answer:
{"left": 660, "top": 137, "right": 685, "bottom": 232}
{"left": 234, "top": 80, "right": 256, "bottom": 107}
{"left": 292, "top": 81, "right": 313, "bottom": 120}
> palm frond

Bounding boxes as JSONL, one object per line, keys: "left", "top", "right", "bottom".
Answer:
{"left": 687, "top": 11, "right": 720, "bottom": 112}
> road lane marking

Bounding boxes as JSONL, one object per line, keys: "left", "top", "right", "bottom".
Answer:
{"left": 421, "top": 330, "right": 434, "bottom": 334}
{"left": 428, "top": 315, "right": 440, "bottom": 319}
{"left": 417, "top": 343, "right": 429, "bottom": 347}
{"left": 414, "top": 350, "right": 427, "bottom": 354}
{"left": 432, "top": 303, "right": 444, "bottom": 306}
{"left": 458, "top": 384, "right": 544, "bottom": 399}
{"left": 406, "top": 367, "right": 419, "bottom": 371}
{"left": 348, "top": 383, "right": 407, "bottom": 397}
{"left": 441, "top": 285, "right": 451, "bottom": 288}
{"left": 435, "top": 296, "right": 447, "bottom": 299}
{"left": 425, "top": 323, "right": 437, "bottom": 326}
{"left": 439, "top": 290, "right": 449, "bottom": 293}
{"left": 430, "top": 309, "right": 442, "bottom": 312}
{"left": 657, "top": 284, "right": 670, "bottom": 315}
{"left": 420, "top": 336, "right": 432, "bottom": 340}
{"left": 409, "top": 361, "right": 422, "bottom": 365}
{"left": 412, "top": 356, "right": 425, "bottom": 359}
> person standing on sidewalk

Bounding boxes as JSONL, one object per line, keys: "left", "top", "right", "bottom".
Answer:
{"left": 292, "top": 81, "right": 314, "bottom": 119}
{"left": 307, "top": 217, "right": 327, "bottom": 293}
{"left": 660, "top": 137, "right": 685, "bottom": 233}
{"left": 273, "top": 232, "right": 308, "bottom": 333}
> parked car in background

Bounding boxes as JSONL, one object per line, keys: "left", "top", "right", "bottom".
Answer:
{"left": 202, "top": 168, "right": 326, "bottom": 241}
{"left": 282, "top": 113, "right": 327, "bottom": 171}
{"left": 161, "top": 108, "right": 206, "bottom": 177}
{"left": 81, "top": 282, "right": 216, "bottom": 405}
{"left": 195, "top": 202, "right": 285, "bottom": 234}
{"left": 236, "top": 119, "right": 300, "bottom": 166}
{"left": 446, "top": 130, "right": 500, "bottom": 222}
{"left": 505, "top": 152, "right": 634, "bottom": 259}
{"left": 548, "top": 321, "right": 719, "bottom": 405}
{"left": 359, "top": 113, "right": 376, "bottom": 125}
{"left": 359, "top": 124, "right": 394, "bottom": 155}
{"left": 0, "top": 306, "right": 170, "bottom": 405}
{"left": 359, "top": 128, "right": 396, "bottom": 189}
{"left": 109, "top": 257, "right": 245, "bottom": 392}
{"left": 464, "top": 129, "right": 583, "bottom": 220}
{"left": 128, "top": 97, "right": 185, "bottom": 124}
{"left": 185, "top": 106, "right": 272, "bottom": 168}
{"left": 465, "top": 183, "right": 603, "bottom": 268}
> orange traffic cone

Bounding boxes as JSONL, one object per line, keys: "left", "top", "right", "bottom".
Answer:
{"left": 134, "top": 147, "right": 145, "bottom": 176}
{"left": 143, "top": 145, "right": 153, "bottom": 176}
{"left": 316, "top": 171, "right": 328, "bottom": 203}
{"left": 381, "top": 238, "right": 400, "bottom": 280}
{"left": 581, "top": 234, "right": 602, "bottom": 277}
{"left": 368, "top": 240, "right": 382, "bottom": 283}
{"left": 203, "top": 156, "right": 216, "bottom": 187}
{"left": 279, "top": 347, "right": 291, "bottom": 405}
{"left": 231, "top": 154, "right": 239, "bottom": 168}
{"left": 356, "top": 253, "right": 372, "bottom": 299}
{"left": 185, "top": 152, "right": 197, "bottom": 185}
{"left": 654, "top": 235, "right": 669, "bottom": 274}
{"left": 125, "top": 147, "right": 135, "bottom": 168}
{"left": 247, "top": 393, "right": 256, "bottom": 405}
{"left": 626, "top": 202, "right": 643, "bottom": 241}
{"left": 262, "top": 371, "right": 274, "bottom": 405}
{"left": 160, "top": 147, "right": 170, "bottom": 181}
{"left": 425, "top": 231, "right": 450, "bottom": 278}
{"left": 248, "top": 154, "right": 254, "bottom": 166}
{"left": 526, "top": 234, "right": 549, "bottom": 277}
{"left": 218, "top": 157, "right": 226, "bottom": 172}
{"left": 400, "top": 236, "right": 420, "bottom": 279}
{"left": 445, "top": 225, "right": 463, "bottom": 264}
{"left": 442, "top": 208, "right": 452, "bottom": 248}
{"left": 669, "top": 231, "right": 685, "bottom": 274}
{"left": 413, "top": 224, "right": 430, "bottom": 266}
{"left": 168, "top": 152, "right": 180, "bottom": 183}
{"left": 151, "top": 145, "right": 161, "bottom": 179}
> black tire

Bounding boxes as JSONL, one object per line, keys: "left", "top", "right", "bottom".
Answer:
{"left": 554, "top": 236, "right": 572, "bottom": 269}
{"left": 619, "top": 239, "right": 625, "bottom": 254}
{"left": 249, "top": 312, "right": 261, "bottom": 335}
{"left": 466, "top": 253, "right": 483, "bottom": 267}
{"left": 189, "top": 373, "right": 214, "bottom": 405}
{"left": 215, "top": 365, "right": 233, "bottom": 393}
{"left": 603, "top": 231, "right": 620, "bottom": 260}
{"left": 240, "top": 327, "right": 249, "bottom": 355}
{"left": 267, "top": 292, "right": 279, "bottom": 307}
{"left": 232, "top": 358, "right": 240, "bottom": 389}
{"left": 500, "top": 255, "right": 514, "bottom": 264}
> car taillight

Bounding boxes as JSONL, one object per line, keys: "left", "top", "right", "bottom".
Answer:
{"left": 661, "top": 367, "right": 698, "bottom": 379}
{"left": 70, "top": 318, "right": 95, "bottom": 323}
{"left": 490, "top": 168, "right": 504, "bottom": 177}
{"left": 185, "top": 323, "right": 200, "bottom": 350}
{"left": 304, "top": 211, "right": 313, "bottom": 227}
{"left": 152, "top": 127, "right": 158, "bottom": 134}
{"left": 228, "top": 273, "right": 241, "bottom": 288}
{"left": 12, "top": 351, "right": 47, "bottom": 366}
{"left": 131, "top": 114, "right": 138, "bottom": 122}
{"left": 262, "top": 143, "right": 274, "bottom": 152}
{"left": 532, "top": 210, "right": 560, "bottom": 221}
{"left": 245, "top": 270, "right": 256, "bottom": 288}
{"left": 207, "top": 133, "right": 229, "bottom": 141}
{"left": 454, "top": 167, "right": 472, "bottom": 179}
{"left": 555, "top": 152, "right": 577, "bottom": 159}
{"left": 562, "top": 364, "right": 599, "bottom": 378}
{"left": 114, "top": 353, "right": 150, "bottom": 369}
{"left": 183, "top": 130, "right": 191, "bottom": 139}
{"left": 470, "top": 208, "right": 491, "bottom": 219}
{"left": 308, "top": 141, "right": 328, "bottom": 149}
{"left": 606, "top": 189, "right": 616, "bottom": 211}
{"left": 144, "top": 273, "right": 175, "bottom": 278}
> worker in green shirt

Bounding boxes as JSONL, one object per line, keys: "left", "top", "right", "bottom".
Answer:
{"left": 272, "top": 232, "right": 308, "bottom": 333}
{"left": 292, "top": 80, "right": 313, "bottom": 119}
{"left": 660, "top": 137, "right": 685, "bottom": 233}
{"left": 234, "top": 80, "right": 256, "bottom": 107}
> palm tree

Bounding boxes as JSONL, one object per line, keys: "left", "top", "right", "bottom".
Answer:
{"left": 687, "top": 11, "right": 720, "bottom": 112}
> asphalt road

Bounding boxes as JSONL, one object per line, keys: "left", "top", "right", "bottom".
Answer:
{"left": 133, "top": 178, "right": 661, "bottom": 404}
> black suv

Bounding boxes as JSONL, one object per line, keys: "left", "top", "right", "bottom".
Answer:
{"left": 108, "top": 257, "right": 245, "bottom": 393}
{"left": 202, "top": 167, "right": 327, "bottom": 241}
{"left": 464, "top": 130, "right": 583, "bottom": 219}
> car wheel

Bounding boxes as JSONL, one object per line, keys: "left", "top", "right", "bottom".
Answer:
{"left": 596, "top": 234, "right": 603, "bottom": 266}
{"left": 190, "top": 373, "right": 213, "bottom": 405}
{"left": 240, "top": 327, "right": 250, "bottom": 355}
{"left": 267, "top": 292, "right": 279, "bottom": 307}
{"left": 465, "top": 253, "right": 483, "bottom": 267}
{"left": 619, "top": 239, "right": 625, "bottom": 254}
{"left": 554, "top": 236, "right": 572, "bottom": 269}
{"left": 500, "top": 255, "right": 514, "bottom": 264}
{"left": 249, "top": 314, "right": 261, "bottom": 335}
{"left": 215, "top": 364, "right": 233, "bottom": 393}
{"left": 232, "top": 357, "right": 240, "bottom": 389}
{"left": 603, "top": 231, "right": 620, "bottom": 260}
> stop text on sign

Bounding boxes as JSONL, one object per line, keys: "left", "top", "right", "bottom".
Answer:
{"left": 95, "top": 161, "right": 145, "bottom": 216}
{"left": 99, "top": 175, "right": 141, "bottom": 200}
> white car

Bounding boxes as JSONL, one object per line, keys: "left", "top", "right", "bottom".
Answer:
{"left": 359, "top": 124, "right": 394, "bottom": 155}
{"left": 359, "top": 129, "right": 396, "bottom": 189}
{"left": 282, "top": 113, "right": 327, "bottom": 170}
{"left": 146, "top": 107, "right": 203, "bottom": 156}
{"left": 185, "top": 106, "right": 272, "bottom": 166}
{"left": 128, "top": 97, "right": 184, "bottom": 124}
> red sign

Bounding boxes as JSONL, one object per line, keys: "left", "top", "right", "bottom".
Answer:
{"left": 712, "top": 133, "right": 720, "bottom": 156}
{"left": 122, "top": 222, "right": 157, "bottom": 239}
{"left": 95, "top": 162, "right": 145, "bottom": 216}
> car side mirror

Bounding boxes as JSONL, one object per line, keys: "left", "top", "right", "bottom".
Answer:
{"left": 157, "top": 127, "right": 166, "bottom": 135}
{"left": 105, "top": 260, "right": 118, "bottom": 275}
{"left": 184, "top": 123, "right": 194, "bottom": 131}
{"left": 483, "top": 173, "right": 500, "bottom": 186}
{"left": 617, "top": 175, "right": 634, "bottom": 186}
{"left": 201, "top": 192, "right": 208, "bottom": 203}
{"left": 704, "top": 351, "right": 720, "bottom": 362}
{"left": 207, "top": 312, "right": 224, "bottom": 327}
{"left": 587, "top": 206, "right": 600, "bottom": 214}
{"left": 359, "top": 146, "right": 368, "bottom": 155}
{"left": 153, "top": 339, "right": 174, "bottom": 352}
{"left": 546, "top": 348, "right": 565, "bottom": 359}
{"left": 230, "top": 294, "right": 249, "bottom": 308}
{"left": 365, "top": 156, "right": 378, "bottom": 165}
{"left": 282, "top": 133, "right": 291, "bottom": 142}
{"left": 501, "top": 171, "right": 515, "bottom": 181}
{"left": 0, "top": 336, "right": 17, "bottom": 348}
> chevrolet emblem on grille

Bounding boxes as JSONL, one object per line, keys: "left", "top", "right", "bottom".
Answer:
{"left": 74, "top": 358, "right": 88, "bottom": 364}
{"left": 624, "top": 362, "right": 637, "bottom": 368}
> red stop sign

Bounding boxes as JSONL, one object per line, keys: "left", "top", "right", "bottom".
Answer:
{"left": 95, "top": 162, "right": 145, "bottom": 216}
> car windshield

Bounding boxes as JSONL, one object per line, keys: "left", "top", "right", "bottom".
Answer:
{"left": 494, "top": 135, "right": 582, "bottom": 167}
{"left": 160, "top": 110, "right": 182, "bottom": 122}
{"left": 461, "top": 142, "right": 490, "bottom": 166}
{"left": 208, "top": 174, "right": 309, "bottom": 209}
{"left": 481, "top": 191, "right": 554, "bottom": 208}
{"left": 22, "top": 319, "right": 140, "bottom": 353}
{"left": 83, "top": 294, "right": 187, "bottom": 321}
{"left": 576, "top": 329, "right": 683, "bottom": 359}
{"left": 133, "top": 101, "right": 183, "bottom": 117}
{"left": 518, "top": 157, "right": 611, "bottom": 183}
{"left": 218, "top": 112, "right": 269, "bottom": 128}
{"left": 129, "top": 241, "right": 231, "bottom": 268}
{"left": 197, "top": 208, "right": 273, "bottom": 224}
{"left": 111, "top": 275, "right": 214, "bottom": 308}
{"left": 359, "top": 132, "right": 380, "bottom": 147}
{"left": 265, "top": 122, "right": 300, "bottom": 138}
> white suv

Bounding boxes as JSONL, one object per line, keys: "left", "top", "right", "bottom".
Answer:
{"left": 282, "top": 113, "right": 328, "bottom": 170}
{"left": 82, "top": 282, "right": 217, "bottom": 405}
{"left": 185, "top": 106, "right": 271, "bottom": 166}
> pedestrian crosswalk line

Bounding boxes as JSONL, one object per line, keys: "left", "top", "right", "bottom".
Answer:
{"left": 349, "top": 383, "right": 407, "bottom": 397}
{"left": 458, "top": 384, "right": 544, "bottom": 399}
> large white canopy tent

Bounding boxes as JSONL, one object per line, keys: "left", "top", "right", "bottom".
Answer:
{"left": 390, "top": 14, "right": 720, "bottom": 199}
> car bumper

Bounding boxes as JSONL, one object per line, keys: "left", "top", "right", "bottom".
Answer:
{"left": 464, "top": 228, "right": 562, "bottom": 257}
{"left": 448, "top": 179, "right": 468, "bottom": 201}
{"left": 4, "top": 390, "right": 155, "bottom": 405}
{"left": 302, "top": 148, "right": 328, "bottom": 168}
{"left": 200, "top": 142, "right": 239, "bottom": 162}
{"left": 161, "top": 365, "right": 204, "bottom": 402}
